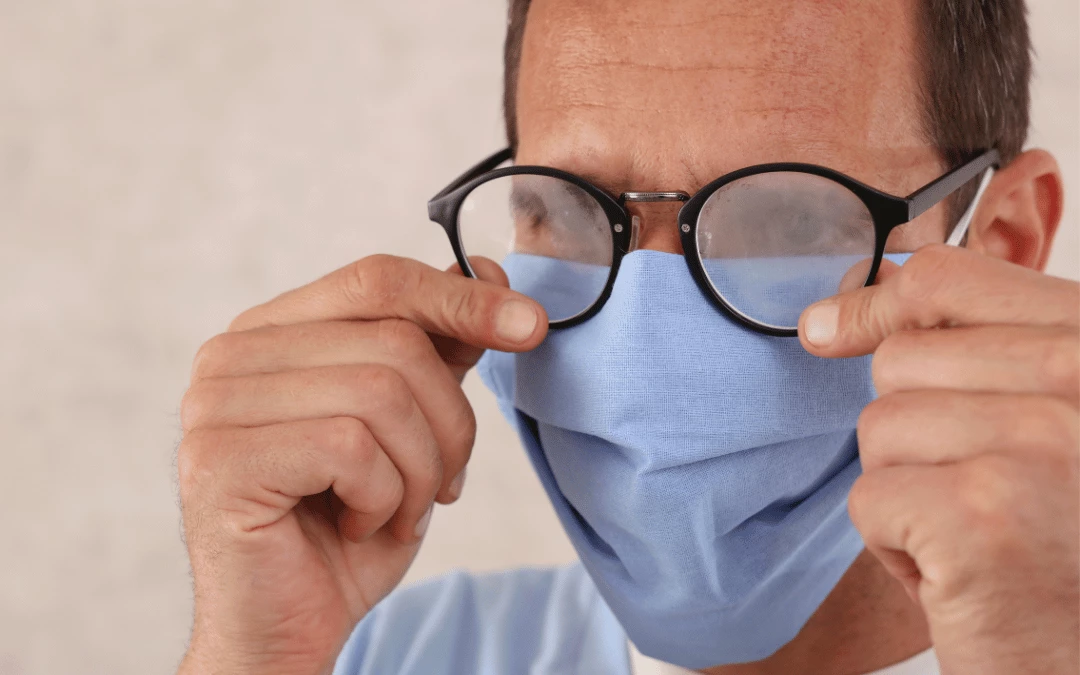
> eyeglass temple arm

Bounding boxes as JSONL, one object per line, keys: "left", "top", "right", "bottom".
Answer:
{"left": 905, "top": 148, "right": 1000, "bottom": 221}
{"left": 944, "top": 166, "right": 995, "bottom": 246}
{"left": 430, "top": 148, "right": 513, "bottom": 202}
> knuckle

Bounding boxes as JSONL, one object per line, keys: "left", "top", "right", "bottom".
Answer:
{"left": 439, "top": 404, "right": 478, "bottom": 481}
{"left": 360, "top": 365, "right": 414, "bottom": 420}
{"left": 191, "top": 332, "right": 239, "bottom": 382}
{"left": 341, "top": 254, "right": 414, "bottom": 311}
{"left": 1030, "top": 398, "right": 1080, "bottom": 466}
{"left": 895, "top": 245, "right": 953, "bottom": 308}
{"left": 226, "top": 306, "right": 260, "bottom": 333}
{"left": 323, "top": 417, "right": 377, "bottom": 464}
{"left": 176, "top": 431, "right": 218, "bottom": 501}
{"left": 179, "top": 380, "right": 221, "bottom": 432}
{"left": 999, "top": 397, "right": 1076, "bottom": 465}
{"left": 1038, "top": 331, "right": 1080, "bottom": 395}
{"left": 449, "top": 400, "right": 478, "bottom": 460}
{"left": 377, "top": 318, "right": 433, "bottom": 363}
{"left": 443, "top": 285, "right": 490, "bottom": 332}
{"left": 413, "top": 447, "right": 444, "bottom": 498}
{"left": 856, "top": 396, "right": 893, "bottom": 450}
{"left": 382, "top": 471, "right": 407, "bottom": 513}
{"left": 955, "top": 457, "right": 1018, "bottom": 530}
{"left": 1023, "top": 397, "right": 1064, "bottom": 444}
{"left": 226, "top": 313, "right": 252, "bottom": 333}
{"left": 363, "top": 467, "right": 405, "bottom": 521}
{"left": 870, "top": 332, "right": 912, "bottom": 391}
{"left": 846, "top": 474, "right": 875, "bottom": 530}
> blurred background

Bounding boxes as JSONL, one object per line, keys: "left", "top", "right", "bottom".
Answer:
{"left": 0, "top": 2, "right": 1076, "bottom": 673}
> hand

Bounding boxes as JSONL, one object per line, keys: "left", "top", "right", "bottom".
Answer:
{"left": 176, "top": 255, "right": 546, "bottom": 675}
{"left": 799, "top": 244, "right": 1079, "bottom": 675}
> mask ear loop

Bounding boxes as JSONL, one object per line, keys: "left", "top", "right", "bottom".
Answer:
{"left": 628, "top": 214, "right": 642, "bottom": 252}
{"left": 945, "top": 167, "right": 995, "bottom": 247}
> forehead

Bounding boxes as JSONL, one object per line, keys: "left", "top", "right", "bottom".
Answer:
{"left": 515, "top": 0, "right": 940, "bottom": 195}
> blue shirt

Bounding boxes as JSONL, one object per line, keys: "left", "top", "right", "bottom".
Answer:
{"left": 331, "top": 565, "right": 941, "bottom": 675}
{"left": 332, "top": 564, "right": 630, "bottom": 675}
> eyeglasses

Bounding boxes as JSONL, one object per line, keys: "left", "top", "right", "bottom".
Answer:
{"left": 428, "top": 149, "right": 999, "bottom": 336}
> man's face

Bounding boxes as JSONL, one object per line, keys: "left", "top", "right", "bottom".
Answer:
{"left": 515, "top": 0, "right": 947, "bottom": 254}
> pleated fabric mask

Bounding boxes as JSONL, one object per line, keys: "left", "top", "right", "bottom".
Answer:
{"left": 476, "top": 249, "right": 890, "bottom": 669}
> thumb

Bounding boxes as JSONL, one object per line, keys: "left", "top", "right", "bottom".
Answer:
{"left": 448, "top": 256, "right": 511, "bottom": 287}
{"left": 435, "top": 256, "right": 544, "bottom": 380}
{"left": 798, "top": 258, "right": 907, "bottom": 358}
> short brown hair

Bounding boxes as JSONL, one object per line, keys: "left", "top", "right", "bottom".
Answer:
{"left": 502, "top": 0, "right": 1032, "bottom": 173}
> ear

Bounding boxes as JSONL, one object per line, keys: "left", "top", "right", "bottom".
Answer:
{"left": 966, "top": 149, "right": 1064, "bottom": 272}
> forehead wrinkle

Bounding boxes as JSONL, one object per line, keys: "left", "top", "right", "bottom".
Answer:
{"left": 527, "top": 72, "right": 843, "bottom": 129}
{"left": 521, "top": 5, "right": 868, "bottom": 121}
{"left": 531, "top": 2, "right": 869, "bottom": 80}
{"left": 608, "top": 2, "right": 771, "bottom": 28}
{"left": 526, "top": 48, "right": 875, "bottom": 137}
{"left": 552, "top": 56, "right": 827, "bottom": 76}
{"left": 531, "top": 33, "right": 830, "bottom": 92}
{"left": 523, "top": 4, "right": 801, "bottom": 96}
{"left": 518, "top": 0, "right": 933, "bottom": 199}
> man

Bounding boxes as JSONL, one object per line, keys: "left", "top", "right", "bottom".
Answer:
{"left": 175, "top": 0, "right": 1078, "bottom": 673}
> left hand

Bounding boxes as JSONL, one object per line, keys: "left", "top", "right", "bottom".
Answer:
{"left": 799, "top": 244, "right": 1079, "bottom": 675}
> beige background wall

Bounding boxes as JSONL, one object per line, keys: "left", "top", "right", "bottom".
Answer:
{"left": 0, "top": 2, "right": 1076, "bottom": 674}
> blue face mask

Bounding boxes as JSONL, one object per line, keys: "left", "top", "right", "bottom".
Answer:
{"left": 476, "top": 249, "right": 892, "bottom": 669}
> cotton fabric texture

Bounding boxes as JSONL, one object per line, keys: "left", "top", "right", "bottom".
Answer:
{"left": 475, "top": 250, "right": 882, "bottom": 668}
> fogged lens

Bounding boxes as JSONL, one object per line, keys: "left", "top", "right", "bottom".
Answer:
{"left": 457, "top": 173, "right": 613, "bottom": 322}
{"left": 696, "top": 171, "right": 876, "bottom": 330}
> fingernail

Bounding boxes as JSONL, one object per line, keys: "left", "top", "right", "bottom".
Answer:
{"left": 414, "top": 504, "right": 433, "bottom": 539}
{"left": 804, "top": 302, "right": 839, "bottom": 347}
{"left": 447, "top": 468, "right": 466, "bottom": 502}
{"left": 495, "top": 300, "right": 538, "bottom": 344}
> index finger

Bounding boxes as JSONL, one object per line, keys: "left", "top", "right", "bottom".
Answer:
{"left": 798, "top": 244, "right": 1080, "bottom": 358}
{"left": 229, "top": 254, "right": 548, "bottom": 351}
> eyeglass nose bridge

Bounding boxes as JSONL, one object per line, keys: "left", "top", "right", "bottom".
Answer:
{"left": 620, "top": 191, "right": 691, "bottom": 203}
{"left": 619, "top": 191, "right": 692, "bottom": 252}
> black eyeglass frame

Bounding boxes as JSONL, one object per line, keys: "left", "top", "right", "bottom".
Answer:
{"left": 428, "top": 148, "right": 1000, "bottom": 336}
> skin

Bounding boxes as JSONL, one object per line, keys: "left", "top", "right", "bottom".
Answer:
{"left": 176, "top": 0, "right": 1077, "bottom": 673}
{"left": 176, "top": 256, "right": 545, "bottom": 675}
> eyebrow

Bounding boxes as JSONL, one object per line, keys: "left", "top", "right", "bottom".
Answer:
{"left": 510, "top": 177, "right": 603, "bottom": 214}
{"left": 516, "top": 156, "right": 704, "bottom": 199}
{"left": 566, "top": 169, "right": 626, "bottom": 199}
{"left": 514, "top": 155, "right": 634, "bottom": 200}
{"left": 508, "top": 182, "right": 543, "bottom": 211}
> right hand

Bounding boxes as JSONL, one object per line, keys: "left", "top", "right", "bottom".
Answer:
{"left": 175, "top": 254, "right": 546, "bottom": 675}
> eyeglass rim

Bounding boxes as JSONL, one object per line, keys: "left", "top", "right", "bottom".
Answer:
{"left": 428, "top": 148, "right": 1000, "bottom": 336}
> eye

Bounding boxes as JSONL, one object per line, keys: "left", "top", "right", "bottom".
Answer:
{"left": 510, "top": 189, "right": 547, "bottom": 226}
